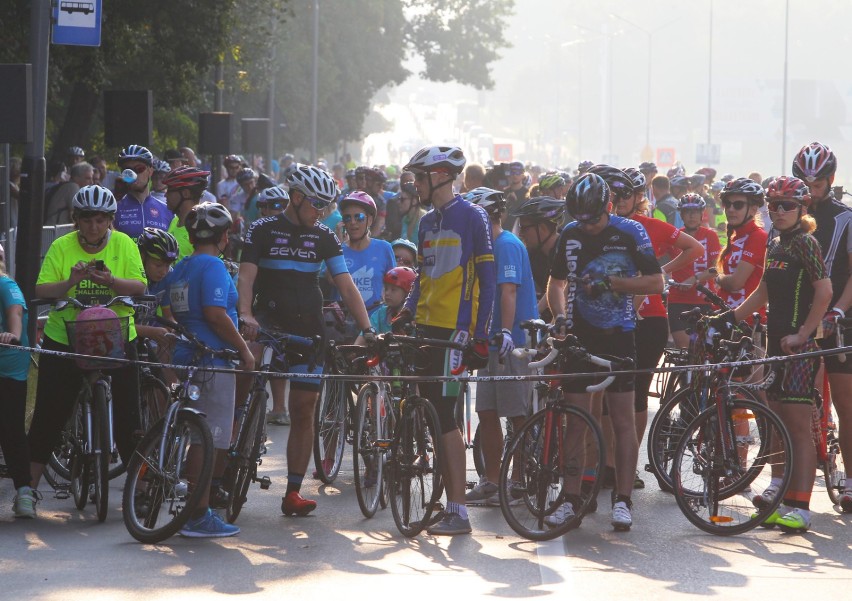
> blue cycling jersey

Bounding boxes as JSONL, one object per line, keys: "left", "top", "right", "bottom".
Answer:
{"left": 115, "top": 194, "right": 174, "bottom": 241}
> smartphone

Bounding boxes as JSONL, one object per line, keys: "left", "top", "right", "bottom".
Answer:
{"left": 93, "top": 260, "right": 105, "bottom": 271}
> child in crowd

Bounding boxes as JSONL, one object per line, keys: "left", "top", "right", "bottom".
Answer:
{"left": 369, "top": 267, "right": 417, "bottom": 334}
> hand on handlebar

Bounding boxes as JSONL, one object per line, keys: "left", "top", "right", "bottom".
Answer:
{"left": 464, "top": 338, "right": 489, "bottom": 371}
{"left": 0, "top": 332, "right": 21, "bottom": 345}
{"left": 492, "top": 328, "right": 515, "bottom": 360}
{"left": 240, "top": 314, "right": 260, "bottom": 342}
{"left": 821, "top": 308, "right": 844, "bottom": 339}
{"left": 706, "top": 309, "right": 736, "bottom": 330}
{"left": 552, "top": 315, "right": 569, "bottom": 338}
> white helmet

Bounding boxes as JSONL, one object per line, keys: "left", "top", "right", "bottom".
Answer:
{"left": 72, "top": 185, "right": 117, "bottom": 214}
{"left": 403, "top": 145, "right": 466, "bottom": 175}
{"left": 287, "top": 164, "right": 338, "bottom": 205}
{"left": 258, "top": 185, "right": 290, "bottom": 207}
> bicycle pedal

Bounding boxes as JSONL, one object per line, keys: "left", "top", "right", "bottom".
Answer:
{"left": 256, "top": 476, "right": 272, "bottom": 490}
{"left": 54, "top": 486, "right": 71, "bottom": 500}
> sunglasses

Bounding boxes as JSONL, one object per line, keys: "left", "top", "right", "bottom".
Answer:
{"left": 257, "top": 201, "right": 283, "bottom": 210}
{"left": 127, "top": 164, "right": 149, "bottom": 174}
{"left": 342, "top": 212, "right": 367, "bottom": 223}
{"left": 394, "top": 255, "right": 415, "bottom": 267}
{"left": 768, "top": 199, "right": 801, "bottom": 213}
{"left": 722, "top": 199, "right": 748, "bottom": 210}
{"left": 298, "top": 194, "right": 330, "bottom": 210}
{"left": 414, "top": 171, "right": 432, "bottom": 182}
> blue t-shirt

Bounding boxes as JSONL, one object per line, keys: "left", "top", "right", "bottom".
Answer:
{"left": 337, "top": 239, "right": 395, "bottom": 313}
{"left": 161, "top": 254, "right": 238, "bottom": 367}
{"left": 115, "top": 194, "right": 174, "bottom": 241}
{"left": 369, "top": 304, "right": 393, "bottom": 334}
{"left": 0, "top": 276, "right": 29, "bottom": 381}
{"left": 321, "top": 209, "right": 342, "bottom": 234}
{"left": 491, "top": 231, "right": 539, "bottom": 345}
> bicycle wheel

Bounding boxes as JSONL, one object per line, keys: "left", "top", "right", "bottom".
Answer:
{"left": 646, "top": 387, "right": 701, "bottom": 492}
{"left": 122, "top": 412, "right": 214, "bottom": 544}
{"left": 672, "top": 399, "right": 792, "bottom": 535}
{"left": 313, "top": 378, "right": 347, "bottom": 483}
{"left": 498, "top": 405, "right": 604, "bottom": 541}
{"left": 824, "top": 401, "right": 847, "bottom": 505}
{"left": 226, "top": 388, "right": 268, "bottom": 523}
{"left": 389, "top": 397, "right": 443, "bottom": 537}
{"left": 91, "top": 383, "right": 111, "bottom": 523}
{"left": 139, "top": 375, "right": 170, "bottom": 435}
{"left": 354, "top": 383, "right": 389, "bottom": 518}
{"left": 50, "top": 397, "right": 127, "bottom": 482}
{"left": 70, "top": 445, "right": 89, "bottom": 510}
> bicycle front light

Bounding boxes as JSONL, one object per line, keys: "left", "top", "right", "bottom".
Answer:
{"left": 187, "top": 384, "right": 202, "bottom": 401}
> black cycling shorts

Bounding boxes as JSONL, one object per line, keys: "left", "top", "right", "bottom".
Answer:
{"left": 562, "top": 328, "right": 636, "bottom": 394}
{"left": 819, "top": 332, "right": 852, "bottom": 375}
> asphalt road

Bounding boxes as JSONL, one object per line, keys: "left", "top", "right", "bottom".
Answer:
{"left": 2, "top": 397, "right": 851, "bottom": 601}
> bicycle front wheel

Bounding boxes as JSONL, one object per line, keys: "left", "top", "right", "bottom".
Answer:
{"left": 226, "top": 388, "right": 268, "bottom": 523}
{"left": 672, "top": 399, "right": 791, "bottom": 535}
{"left": 92, "top": 382, "right": 111, "bottom": 523}
{"left": 122, "top": 412, "right": 214, "bottom": 544}
{"left": 646, "top": 387, "right": 702, "bottom": 493}
{"left": 139, "top": 375, "right": 170, "bottom": 435}
{"left": 354, "top": 383, "right": 390, "bottom": 518}
{"left": 823, "top": 399, "right": 847, "bottom": 505}
{"left": 313, "top": 378, "right": 347, "bottom": 484}
{"left": 499, "top": 404, "right": 604, "bottom": 541}
{"left": 389, "top": 397, "right": 443, "bottom": 537}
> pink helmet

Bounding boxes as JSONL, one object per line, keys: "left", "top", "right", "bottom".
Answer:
{"left": 339, "top": 190, "right": 377, "bottom": 218}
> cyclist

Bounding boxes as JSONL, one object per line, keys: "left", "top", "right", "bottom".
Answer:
{"left": 150, "top": 159, "right": 171, "bottom": 203}
{"left": 463, "top": 187, "right": 539, "bottom": 507}
{"left": 0, "top": 250, "right": 36, "bottom": 517}
{"left": 114, "top": 145, "right": 174, "bottom": 241}
{"left": 216, "top": 154, "right": 243, "bottom": 210}
{"left": 712, "top": 176, "right": 831, "bottom": 532}
{"left": 361, "top": 167, "right": 389, "bottom": 237}
{"left": 546, "top": 173, "right": 664, "bottom": 531}
{"left": 27, "top": 185, "right": 147, "bottom": 493}
{"left": 254, "top": 185, "right": 289, "bottom": 222}
{"left": 537, "top": 172, "right": 570, "bottom": 200}
{"left": 238, "top": 164, "right": 374, "bottom": 517}
{"left": 390, "top": 238, "right": 418, "bottom": 268}
{"left": 599, "top": 165, "right": 703, "bottom": 488}
{"left": 392, "top": 145, "right": 496, "bottom": 536}
{"left": 160, "top": 202, "right": 254, "bottom": 538}
{"left": 366, "top": 266, "right": 416, "bottom": 334}
{"left": 231, "top": 167, "right": 258, "bottom": 219}
{"left": 502, "top": 161, "right": 529, "bottom": 231}
{"left": 163, "top": 166, "right": 211, "bottom": 260}
{"left": 387, "top": 182, "right": 423, "bottom": 244}
{"left": 790, "top": 142, "right": 852, "bottom": 512}
{"left": 668, "top": 194, "right": 722, "bottom": 350}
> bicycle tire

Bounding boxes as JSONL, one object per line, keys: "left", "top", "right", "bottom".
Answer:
{"left": 389, "top": 397, "right": 443, "bottom": 537}
{"left": 498, "top": 404, "right": 604, "bottom": 541}
{"left": 226, "top": 388, "right": 268, "bottom": 523}
{"left": 49, "top": 397, "right": 126, "bottom": 482}
{"left": 139, "top": 375, "right": 170, "bottom": 435}
{"left": 313, "top": 378, "right": 347, "bottom": 483}
{"left": 122, "top": 412, "right": 214, "bottom": 544}
{"left": 824, "top": 401, "right": 846, "bottom": 505}
{"left": 91, "top": 383, "right": 111, "bottom": 522}
{"left": 70, "top": 444, "right": 89, "bottom": 510}
{"left": 353, "top": 383, "right": 389, "bottom": 518}
{"left": 646, "top": 387, "right": 701, "bottom": 492}
{"left": 672, "top": 399, "right": 792, "bottom": 535}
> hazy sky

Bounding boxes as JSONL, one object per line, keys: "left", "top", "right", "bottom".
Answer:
{"left": 377, "top": 0, "right": 852, "bottom": 185}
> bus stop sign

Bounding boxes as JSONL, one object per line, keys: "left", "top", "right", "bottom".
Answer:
{"left": 52, "top": 0, "right": 103, "bottom": 47}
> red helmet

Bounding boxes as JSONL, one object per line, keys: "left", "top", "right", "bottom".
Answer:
{"left": 339, "top": 191, "right": 377, "bottom": 218}
{"left": 162, "top": 166, "right": 210, "bottom": 190}
{"left": 792, "top": 142, "right": 837, "bottom": 182}
{"left": 766, "top": 176, "right": 811, "bottom": 204}
{"left": 383, "top": 266, "right": 417, "bottom": 294}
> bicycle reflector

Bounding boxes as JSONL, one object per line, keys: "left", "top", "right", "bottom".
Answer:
{"left": 366, "top": 355, "right": 380, "bottom": 368}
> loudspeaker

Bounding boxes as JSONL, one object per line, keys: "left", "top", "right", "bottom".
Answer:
{"left": 104, "top": 90, "right": 153, "bottom": 148}
{"left": 198, "top": 112, "right": 233, "bottom": 155}
{"left": 241, "top": 118, "right": 270, "bottom": 154}
{"left": 0, "top": 64, "right": 33, "bottom": 144}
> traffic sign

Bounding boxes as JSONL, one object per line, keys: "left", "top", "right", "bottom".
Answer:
{"left": 493, "top": 143, "right": 513, "bottom": 162}
{"left": 656, "top": 147, "right": 676, "bottom": 168}
{"left": 696, "top": 143, "right": 721, "bottom": 165}
{"left": 52, "top": 0, "right": 102, "bottom": 47}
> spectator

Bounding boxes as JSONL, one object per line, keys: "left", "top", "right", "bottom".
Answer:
{"left": 65, "top": 146, "right": 85, "bottom": 168}
{"left": 163, "top": 149, "right": 185, "bottom": 170}
{"left": 502, "top": 161, "right": 529, "bottom": 230}
{"left": 179, "top": 147, "right": 199, "bottom": 167}
{"left": 651, "top": 175, "right": 678, "bottom": 225}
{"left": 217, "top": 155, "right": 243, "bottom": 209}
{"left": 44, "top": 161, "right": 93, "bottom": 226}
{"left": 8, "top": 157, "right": 21, "bottom": 227}
{"left": 463, "top": 163, "right": 486, "bottom": 193}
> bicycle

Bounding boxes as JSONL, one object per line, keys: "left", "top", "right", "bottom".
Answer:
{"left": 671, "top": 334, "right": 792, "bottom": 535}
{"left": 221, "top": 325, "right": 318, "bottom": 523}
{"left": 122, "top": 317, "right": 239, "bottom": 543}
{"left": 498, "top": 333, "right": 628, "bottom": 541}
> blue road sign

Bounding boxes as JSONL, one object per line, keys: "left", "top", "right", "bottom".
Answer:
{"left": 52, "top": 0, "right": 102, "bottom": 47}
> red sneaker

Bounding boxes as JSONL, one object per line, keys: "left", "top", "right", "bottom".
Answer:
{"left": 281, "top": 492, "right": 317, "bottom": 516}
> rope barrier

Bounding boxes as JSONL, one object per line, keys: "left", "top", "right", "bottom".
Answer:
{"left": 2, "top": 339, "right": 850, "bottom": 384}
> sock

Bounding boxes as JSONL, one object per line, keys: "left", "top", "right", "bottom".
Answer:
{"left": 447, "top": 501, "right": 468, "bottom": 519}
{"left": 770, "top": 477, "right": 784, "bottom": 489}
{"left": 286, "top": 473, "right": 305, "bottom": 496}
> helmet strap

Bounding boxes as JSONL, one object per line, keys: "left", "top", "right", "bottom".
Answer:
{"left": 420, "top": 175, "right": 453, "bottom": 207}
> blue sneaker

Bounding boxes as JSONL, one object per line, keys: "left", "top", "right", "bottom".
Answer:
{"left": 179, "top": 508, "right": 240, "bottom": 538}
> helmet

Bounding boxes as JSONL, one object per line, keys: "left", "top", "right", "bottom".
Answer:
{"left": 236, "top": 167, "right": 257, "bottom": 183}
{"left": 257, "top": 185, "right": 290, "bottom": 209}
{"left": 588, "top": 164, "right": 634, "bottom": 198}
{"left": 622, "top": 167, "right": 646, "bottom": 191}
{"left": 363, "top": 167, "right": 387, "bottom": 182}
{"left": 688, "top": 173, "right": 706, "bottom": 187}
{"left": 185, "top": 202, "right": 233, "bottom": 240}
{"left": 638, "top": 161, "right": 657, "bottom": 173}
{"left": 403, "top": 145, "right": 466, "bottom": 175}
{"left": 666, "top": 162, "right": 685, "bottom": 178}
{"left": 152, "top": 159, "right": 171, "bottom": 174}
{"left": 68, "top": 146, "right": 85, "bottom": 158}
{"left": 577, "top": 160, "right": 595, "bottom": 174}
{"left": 162, "top": 166, "right": 210, "bottom": 190}
{"left": 463, "top": 187, "right": 505, "bottom": 216}
{"left": 721, "top": 173, "right": 735, "bottom": 183}
{"left": 677, "top": 193, "right": 707, "bottom": 211}
{"left": 720, "top": 177, "right": 765, "bottom": 207}
{"left": 287, "top": 164, "right": 338, "bottom": 205}
{"left": 391, "top": 238, "right": 418, "bottom": 255}
{"left": 118, "top": 145, "right": 154, "bottom": 167}
{"left": 345, "top": 169, "right": 356, "bottom": 179}
{"left": 383, "top": 266, "right": 417, "bottom": 294}
{"left": 538, "top": 173, "right": 566, "bottom": 192}
{"left": 766, "top": 176, "right": 811, "bottom": 203}
{"left": 670, "top": 175, "right": 689, "bottom": 188}
{"left": 338, "top": 190, "right": 377, "bottom": 218}
{"left": 72, "top": 185, "right": 117, "bottom": 214}
{"left": 510, "top": 196, "right": 565, "bottom": 224}
{"left": 223, "top": 154, "right": 242, "bottom": 166}
{"left": 792, "top": 141, "right": 837, "bottom": 182}
{"left": 138, "top": 227, "right": 179, "bottom": 261}
{"left": 566, "top": 174, "right": 610, "bottom": 223}
{"left": 696, "top": 167, "right": 717, "bottom": 181}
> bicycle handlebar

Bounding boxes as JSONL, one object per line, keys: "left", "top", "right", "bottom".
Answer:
{"left": 153, "top": 315, "right": 240, "bottom": 363}
{"left": 31, "top": 295, "right": 158, "bottom": 313}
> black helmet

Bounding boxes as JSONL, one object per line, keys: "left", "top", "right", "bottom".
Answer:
{"left": 511, "top": 196, "right": 565, "bottom": 226}
{"left": 566, "top": 174, "right": 610, "bottom": 224}
{"left": 138, "top": 227, "right": 179, "bottom": 262}
{"left": 622, "top": 167, "right": 646, "bottom": 192}
{"left": 720, "top": 177, "right": 765, "bottom": 207}
{"left": 588, "top": 164, "right": 634, "bottom": 199}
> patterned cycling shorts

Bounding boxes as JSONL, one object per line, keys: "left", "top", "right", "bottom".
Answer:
{"left": 767, "top": 337, "right": 820, "bottom": 405}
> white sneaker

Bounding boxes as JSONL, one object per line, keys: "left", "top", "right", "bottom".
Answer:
{"left": 13, "top": 486, "right": 41, "bottom": 519}
{"left": 611, "top": 501, "right": 632, "bottom": 531}
{"left": 465, "top": 479, "right": 498, "bottom": 504}
{"left": 544, "top": 501, "right": 575, "bottom": 528}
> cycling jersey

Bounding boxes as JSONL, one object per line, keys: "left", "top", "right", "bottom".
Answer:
{"left": 114, "top": 194, "right": 174, "bottom": 241}
{"left": 242, "top": 213, "right": 347, "bottom": 338}
{"left": 37, "top": 230, "right": 147, "bottom": 345}
{"left": 369, "top": 303, "right": 393, "bottom": 334}
{"left": 808, "top": 195, "right": 852, "bottom": 307}
{"left": 633, "top": 214, "right": 680, "bottom": 318}
{"left": 403, "top": 196, "right": 496, "bottom": 340}
{"left": 168, "top": 216, "right": 193, "bottom": 260}
{"left": 0, "top": 276, "right": 29, "bottom": 381}
{"left": 668, "top": 226, "right": 721, "bottom": 305}
{"left": 529, "top": 244, "right": 557, "bottom": 298}
{"left": 719, "top": 219, "right": 767, "bottom": 309}
{"left": 550, "top": 214, "right": 661, "bottom": 332}
{"left": 491, "top": 230, "right": 539, "bottom": 344}
{"left": 764, "top": 229, "right": 828, "bottom": 338}
{"left": 333, "top": 239, "right": 395, "bottom": 313}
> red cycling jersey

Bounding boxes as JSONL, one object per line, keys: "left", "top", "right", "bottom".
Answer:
{"left": 668, "top": 226, "right": 722, "bottom": 305}
{"left": 633, "top": 214, "right": 679, "bottom": 318}
{"left": 719, "top": 219, "right": 767, "bottom": 311}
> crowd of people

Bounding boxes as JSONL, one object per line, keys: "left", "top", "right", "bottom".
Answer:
{"left": 1, "top": 138, "right": 850, "bottom": 540}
